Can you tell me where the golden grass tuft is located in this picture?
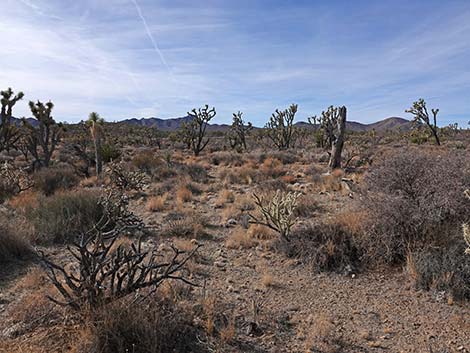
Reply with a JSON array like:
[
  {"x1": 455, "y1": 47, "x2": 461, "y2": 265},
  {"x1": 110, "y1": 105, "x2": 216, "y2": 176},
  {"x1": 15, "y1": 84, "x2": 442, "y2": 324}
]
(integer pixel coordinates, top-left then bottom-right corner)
[
  {"x1": 146, "y1": 193, "x2": 168, "y2": 212},
  {"x1": 176, "y1": 185, "x2": 193, "y2": 203}
]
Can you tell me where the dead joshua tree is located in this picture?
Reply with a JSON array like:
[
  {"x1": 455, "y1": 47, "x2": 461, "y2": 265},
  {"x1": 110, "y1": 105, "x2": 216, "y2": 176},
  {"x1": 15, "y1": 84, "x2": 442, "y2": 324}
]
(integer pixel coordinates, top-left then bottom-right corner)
[
  {"x1": 265, "y1": 104, "x2": 297, "y2": 150},
  {"x1": 227, "y1": 111, "x2": 253, "y2": 152},
  {"x1": 406, "y1": 98, "x2": 440, "y2": 146},
  {"x1": 328, "y1": 106, "x2": 347, "y2": 170},
  {"x1": 0, "y1": 88, "x2": 24, "y2": 153},
  {"x1": 40, "y1": 162, "x2": 200, "y2": 310}
]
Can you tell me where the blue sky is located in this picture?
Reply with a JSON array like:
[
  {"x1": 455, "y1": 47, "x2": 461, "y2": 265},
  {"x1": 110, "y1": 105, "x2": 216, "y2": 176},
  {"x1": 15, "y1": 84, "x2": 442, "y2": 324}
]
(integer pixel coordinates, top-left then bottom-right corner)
[{"x1": 1, "y1": 0, "x2": 469, "y2": 126}]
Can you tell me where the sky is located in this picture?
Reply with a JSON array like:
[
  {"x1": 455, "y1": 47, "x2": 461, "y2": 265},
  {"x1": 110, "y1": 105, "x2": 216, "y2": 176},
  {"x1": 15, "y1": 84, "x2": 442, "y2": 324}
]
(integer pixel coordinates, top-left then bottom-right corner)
[{"x1": 1, "y1": 0, "x2": 470, "y2": 126}]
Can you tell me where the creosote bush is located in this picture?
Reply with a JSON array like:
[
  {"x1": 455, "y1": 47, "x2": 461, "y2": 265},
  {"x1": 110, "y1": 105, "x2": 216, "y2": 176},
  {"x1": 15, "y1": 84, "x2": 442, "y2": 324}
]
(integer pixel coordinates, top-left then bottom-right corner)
[
  {"x1": 362, "y1": 150, "x2": 469, "y2": 265},
  {"x1": 281, "y1": 222, "x2": 360, "y2": 273},
  {"x1": 33, "y1": 165, "x2": 80, "y2": 196}
]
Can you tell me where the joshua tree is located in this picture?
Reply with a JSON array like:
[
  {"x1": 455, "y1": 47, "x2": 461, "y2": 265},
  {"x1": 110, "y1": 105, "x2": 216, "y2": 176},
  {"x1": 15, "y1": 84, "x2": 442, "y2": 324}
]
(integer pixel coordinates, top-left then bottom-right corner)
[
  {"x1": 23, "y1": 101, "x2": 63, "y2": 169},
  {"x1": 0, "y1": 88, "x2": 24, "y2": 152},
  {"x1": 87, "y1": 112, "x2": 105, "y2": 176},
  {"x1": 328, "y1": 106, "x2": 347, "y2": 170},
  {"x1": 227, "y1": 111, "x2": 253, "y2": 152},
  {"x1": 182, "y1": 105, "x2": 216, "y2": 156},
  {"x1": 308, "y1": 105, "x2": 338, "y2": 149},
  {"x1": 464, "y1": 190, "x2": 470, "y2": 255},
  {"x1": 265, "y1": 104, "x2": 297, "y2": 150},
  {"x1": 406, "y1": 99, "x2": 440, "y2": 146}
]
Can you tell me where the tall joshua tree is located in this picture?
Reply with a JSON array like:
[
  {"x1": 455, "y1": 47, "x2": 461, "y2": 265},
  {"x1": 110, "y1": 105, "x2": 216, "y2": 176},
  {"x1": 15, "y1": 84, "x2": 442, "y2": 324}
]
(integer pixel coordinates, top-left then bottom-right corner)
[
  {"x1": 0, "y1": 88, "x2": 24, "y2": 152},
  {"x1": 265, "y1": 104, "x2": 297, "y2": 150},
  {"x1": 184, "y1": 105, "x2": 216, "y2": 156},
  {"x1": 406, "y1": 99, "x2": 440, "y2": 146},
  {"x1": 227, "y1": 111, "x2": 253, "y2": 152},
  {"x1": 23, "y1": 101, "x2": 63, "y2": 169},
  {"x1": 87, "y1": 112, "x2": 105, "y2": 176}
]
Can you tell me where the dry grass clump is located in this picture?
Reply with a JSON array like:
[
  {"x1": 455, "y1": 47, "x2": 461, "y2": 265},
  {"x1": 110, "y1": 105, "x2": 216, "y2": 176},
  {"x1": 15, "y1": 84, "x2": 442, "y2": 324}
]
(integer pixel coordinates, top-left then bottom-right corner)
[
  {"x1": 259, "y1": 157, "x2": 286, "y2": 179},
  {"x1": 226, "y1": 227, "x2": 258, "y2": 249},
  {"x1": 176, "y1": 185, "x2": 193, "y2": 203},
  {"x1": 261, "y1": 272, "x2": 275, "y2": 287},
  {"x1": 215, "y1": 189, "x2": 235, "y2": 208},
  {"x1": 304, "y1": 313, "x2": 345, "y2": 353},
  {"x1": 77, "y1": 297, "x2": 206, "y2": 353},
  {"x1": 210, "y1": 151, "x2": 246, "y2": 166},
  {"x1": 164, "y1": 211, "x2": 209, "y2": 239},
  {"x1": 26, "y1": 189, "x2": 103, "y2": 244},
  {"x1": 7, "y1": 190, "x2": 39, "y2": 211},
  {"x1": 0, "y1": 215, "x2": 32, "y2": 263},
  {"x1": 220, "y1": 164, "x2": 257, "y2": 185},
  {"x1": 146, "y1": 193, "x2": 168, "y2": 212}
]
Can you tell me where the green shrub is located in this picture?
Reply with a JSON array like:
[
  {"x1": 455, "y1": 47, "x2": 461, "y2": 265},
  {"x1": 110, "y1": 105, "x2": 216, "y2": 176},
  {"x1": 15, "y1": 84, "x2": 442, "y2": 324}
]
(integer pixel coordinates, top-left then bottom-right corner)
[{"x1": 100, "y1": 142, "x2": 121, "y2": 163}]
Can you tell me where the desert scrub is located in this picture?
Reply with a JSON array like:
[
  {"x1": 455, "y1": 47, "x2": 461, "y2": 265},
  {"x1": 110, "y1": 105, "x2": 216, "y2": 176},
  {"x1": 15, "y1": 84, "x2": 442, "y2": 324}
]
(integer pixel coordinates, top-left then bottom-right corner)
[
  {"x1": 0, "y1": 213, "x2": 32, "y2": 262},
  {"x1": 362, "y1": 150, "x2": 469, "y2": 265},
  {"x1": 26, "y1": 189, "x2": 103, "y2": 244},
  {"x1": 250, "y1": 190, "x2": 301, "y2": 241},
  {"x1": 33, "y1": 165, "x2": 79, "y2": 196},
  {"x1": 281, "y1": 221, "x2": 361, "y2": 273}
]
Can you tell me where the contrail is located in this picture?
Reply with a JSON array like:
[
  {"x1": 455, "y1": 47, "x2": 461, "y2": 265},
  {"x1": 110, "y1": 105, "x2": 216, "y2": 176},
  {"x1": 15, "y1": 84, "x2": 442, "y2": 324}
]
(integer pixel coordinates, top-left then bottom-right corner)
[{"x1": 130, "y1": 0, "x2": 172, "y2": 74}]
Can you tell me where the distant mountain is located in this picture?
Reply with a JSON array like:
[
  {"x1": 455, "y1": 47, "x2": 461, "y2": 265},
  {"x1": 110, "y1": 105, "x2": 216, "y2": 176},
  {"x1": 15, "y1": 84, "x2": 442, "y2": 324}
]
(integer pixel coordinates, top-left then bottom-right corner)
[
  {"x1": 120, "y1": 116, "x2": 232, "y2": 132},
  {"x1": 295, "y1": 117, "x2": 412, "y2": 132},
  {"x1": 4, "y1": 115, "x2": 411, "y2": 133}
]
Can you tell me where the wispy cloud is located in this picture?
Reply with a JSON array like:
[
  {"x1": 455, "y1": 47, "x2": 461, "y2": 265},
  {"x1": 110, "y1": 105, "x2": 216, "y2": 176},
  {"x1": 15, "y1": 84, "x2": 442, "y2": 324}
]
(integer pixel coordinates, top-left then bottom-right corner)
[{"x1": 129, "y1": 0, "x2": 172, "y2": 74}]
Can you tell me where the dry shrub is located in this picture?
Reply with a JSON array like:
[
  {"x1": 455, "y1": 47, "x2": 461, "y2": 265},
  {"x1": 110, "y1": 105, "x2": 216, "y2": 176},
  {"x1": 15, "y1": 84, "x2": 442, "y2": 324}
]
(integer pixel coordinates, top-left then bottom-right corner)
[
  {"x1": 282, "y1": 222, "x2": 360, "y2": 273},
  {"x1": 176, "y1": 185, "x2": 193, "y2": 203},
  {"x1": 132, "y1": 150, "x2": 163, "y2": 174},
  {"x1": 80, "y1": 176, "x2": 98, "y2": 188},
  {"x1": 0, "y1": 214, "x2": 32, "y2": 263},
  {"x1": 294, "y1": 194, "x2": 320, "y2": 218},
  {"x1": 210, "y1": 151, "x2": 245, "y2": 166},
  {"x1": 182, "y1": 163, "x2": 208, "y2": 183},
  {"x1": 248, "y1": 224, "x2": 276, "y2": 240},
  {"x1": 7, "y1": 190, "x2": 39, "y2": 212},
  {"x1": 259, "y1": 157, "x2": 285, "y2": 179},
  {"x1": 281, "y1": 174, "x2": 296, "y2": 184},
  {"x1": 304, "y1": 313, "x2": 344, "y2": 353},
  {"x1": 78, "y1": 297, "x2": 206, "y2": 353},
  {"x1": 215, "y1": 189, "x2": 235, "y2": 208},
  {"x1": 261, "y1": 272, "x2": 275, "y2": 287},
  {"x1": 33, "y1": 165, "x2": 79, "y2": 196},
  {"x1": 146, "y1": 194, "x2": 168, "y2": 212},
  {"x1": 409, "y1": 242, "x2": 470, "y2": 301},
  {"x1": 226, "y1": 227, "x2": 258, "y2": 249},
  {"x1": 220, "y1": 164, "x2": 257, "y2": 185},
  {"x1": 362, "y1": 149, "x2": 469, "y2": 265},
  {"x1": 26, "y1": 189, "x2": 103, "y2": 244},
  {"x1": 164, "y1": 211, "x2": 209, "y2": 239}
]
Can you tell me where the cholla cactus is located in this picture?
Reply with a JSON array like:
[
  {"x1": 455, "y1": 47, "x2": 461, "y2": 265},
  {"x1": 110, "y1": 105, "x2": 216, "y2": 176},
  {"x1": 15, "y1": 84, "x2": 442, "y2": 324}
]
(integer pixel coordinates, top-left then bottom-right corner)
[
  {"x1": 104, "y1": 160, "x2": 148, "y2": 191},
  {"x1": 250, "y1": 190, "x2": 301, "y2": 241},
  {"x1": 464, "y1": 189, "x2": 470, "y2": 254},
  {"x1": 0, "y1": 161, "x2": 32, "y2": 200}
]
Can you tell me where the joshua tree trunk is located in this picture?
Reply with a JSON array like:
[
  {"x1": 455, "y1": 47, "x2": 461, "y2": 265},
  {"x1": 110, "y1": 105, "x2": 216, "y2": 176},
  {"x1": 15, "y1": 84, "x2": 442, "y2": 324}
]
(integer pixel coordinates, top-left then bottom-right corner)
[
  {"x1": 92, "y1": 127, "x2": 102, "y2": 177},
  {"x1": 329, "y1": 106, "x2": 346, "y2": 170}
]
